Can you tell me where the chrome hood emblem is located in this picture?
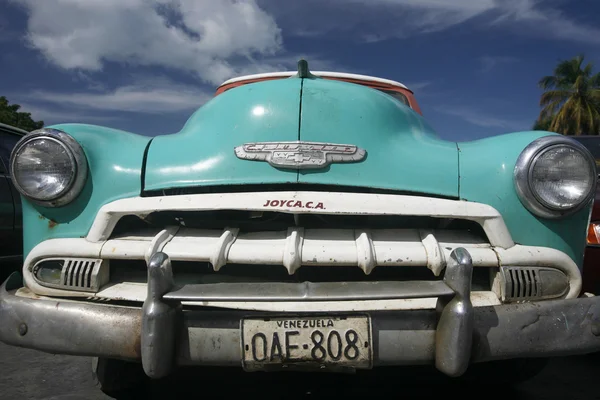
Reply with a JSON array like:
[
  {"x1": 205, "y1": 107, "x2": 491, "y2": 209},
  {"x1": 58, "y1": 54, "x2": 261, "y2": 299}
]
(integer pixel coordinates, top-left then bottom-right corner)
[{"x1": 234, "y1": 141, "x2": 367, "y2": 170}]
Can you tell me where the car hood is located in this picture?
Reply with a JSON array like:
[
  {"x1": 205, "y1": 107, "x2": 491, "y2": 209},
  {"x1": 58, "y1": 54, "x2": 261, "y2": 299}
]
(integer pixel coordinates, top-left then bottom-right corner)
[{"x1": 144, "y1": 76, "x2": 459, "y2": 197}]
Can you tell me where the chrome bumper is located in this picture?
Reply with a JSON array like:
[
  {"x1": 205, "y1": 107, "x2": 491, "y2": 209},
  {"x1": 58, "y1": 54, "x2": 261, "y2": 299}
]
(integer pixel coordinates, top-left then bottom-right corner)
[{"x1": 2, "y1": 248, "x2": 600, "y2": 379}]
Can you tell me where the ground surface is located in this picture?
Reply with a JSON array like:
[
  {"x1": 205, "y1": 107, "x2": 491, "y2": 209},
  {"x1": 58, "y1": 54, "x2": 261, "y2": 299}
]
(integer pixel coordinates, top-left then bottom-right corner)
[{"x1": 1, "y1": 341, "x2": 599, "y2": 400}]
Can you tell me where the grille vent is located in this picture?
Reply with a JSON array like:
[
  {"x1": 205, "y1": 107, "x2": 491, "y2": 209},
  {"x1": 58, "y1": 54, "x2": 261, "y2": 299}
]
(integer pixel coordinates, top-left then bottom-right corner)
[
  {"x1": 505, "y1": 267, "x2": 540, "y2": 300},
  {"x1": 32, "y1": 258, "x2": 109, "y2": 292},
  {"x1": 500, "y1": 266, "x2": 569, "y2": 303},
  {"x1": 62, "y1": 259, "x2": 103, "y2": 290}
]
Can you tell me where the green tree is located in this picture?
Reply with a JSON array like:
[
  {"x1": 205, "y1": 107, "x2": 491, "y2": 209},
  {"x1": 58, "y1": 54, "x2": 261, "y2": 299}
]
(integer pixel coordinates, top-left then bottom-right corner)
[
  {"x1": 0, "y1": 96, "x2": 44, "y2": 132},
  {"x1": 535, "y1": 55, "x2": 600, "y2": 135},
  {"x1": 532, "y1": 117, "x2": 552, "y2": 131}
]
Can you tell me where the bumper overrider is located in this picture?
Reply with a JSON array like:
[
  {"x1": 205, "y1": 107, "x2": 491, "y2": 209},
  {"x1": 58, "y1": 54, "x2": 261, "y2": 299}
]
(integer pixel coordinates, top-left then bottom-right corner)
[{"x1": 1, "y1": 248, "x2": 600, "y2": 379}]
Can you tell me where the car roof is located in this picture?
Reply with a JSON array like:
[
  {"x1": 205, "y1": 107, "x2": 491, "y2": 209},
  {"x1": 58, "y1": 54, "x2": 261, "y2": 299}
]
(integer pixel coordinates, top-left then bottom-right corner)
[
  {"x1": 219, "y1": 71, "x2": 409, "y2": 90},
  {"x1": 0, "y1": 122, "x2": 28, "y2": 136}
]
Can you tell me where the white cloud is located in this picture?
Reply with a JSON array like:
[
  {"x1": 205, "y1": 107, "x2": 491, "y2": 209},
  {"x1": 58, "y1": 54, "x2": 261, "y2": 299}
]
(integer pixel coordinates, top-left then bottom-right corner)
[
  {"x1": 21, "y1": 76, "x2": 212, "y2": 114},
  {"x1": 11, "y1": 0, "x2": 600, "y2": 90},
  {"x1": 13, "y1": 103, "x2": 120, "y2": 125},
  {"x1": 218, "y1": 53, "x2": 341, "y2": 78},
  {"x1": 354, "y1": 0, "x2": 496, "y2": 32},
  {"x1": 14, "y1": 0, "x2": 284, "y2": 85},
  {"x1": 262, "y1": 0, "x2": 494, "y2": 41},
  {"x1": 479, "y1": 56, "x2": 518, "y2": 73},
  {"x1": 435, "y1": 105, "x2": 526, "y2": 130},
  {"x1": 267, "y1": 0, "x2": 600, "y2": 44},
  {"x1": 404, "y1": 81, "x2": 432, "y2": 91}
]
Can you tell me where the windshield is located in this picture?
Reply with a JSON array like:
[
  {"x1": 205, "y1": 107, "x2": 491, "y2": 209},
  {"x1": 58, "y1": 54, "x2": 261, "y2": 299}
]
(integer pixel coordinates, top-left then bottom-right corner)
[
  {"x1": 217, "y1": 79, "x2": 414, "y2": 111},
  {"x1": 378, "y1": 89, "x2": 410, "y2": 107}
]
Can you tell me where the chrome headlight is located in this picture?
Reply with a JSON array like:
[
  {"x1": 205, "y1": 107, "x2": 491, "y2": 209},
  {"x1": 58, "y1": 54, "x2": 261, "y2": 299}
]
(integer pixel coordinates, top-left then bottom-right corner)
[
  {"x1": 514, "y1": 136, "x2": 597, "y2": 219},
  {"x1": 10, "y1": 128, "x2": 88, "y2": 207}
]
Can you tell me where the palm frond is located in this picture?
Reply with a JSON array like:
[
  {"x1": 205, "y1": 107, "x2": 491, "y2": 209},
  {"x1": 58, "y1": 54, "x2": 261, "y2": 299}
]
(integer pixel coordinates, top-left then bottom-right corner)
[
  {"x1": 554, "y1": 59, "x2": 579, "y2": 84},
  {"x1": 583, "y1": 62, "x2": 594, "y2": 78},
  {"x1": 550, "y1": 97, "x2": 575, "y2": 134},
  {"x1": 540, "y1": 90, "x2": 570, "y2": 107},
  {"x1": 537, "y1": 54, "x2": 600, "y2": 135},
  {"x1": 590, "y1": 72, "x2": 600, "y2": 89},
  {"x1": 586, "y1": 103, "x2": 599, "y2": 134},
  {"x1": 539, "y1": 99, "x2": 564, "y2": 121},
  {"x1": 589, "y1": 88, "x2": 600, "y2": 101},
  {"x1": 538, "y1": 75, "x2": 559, "y2": 89},
  {"x1": 574, "y1": 74, "x2": 587, "y2": 92}
]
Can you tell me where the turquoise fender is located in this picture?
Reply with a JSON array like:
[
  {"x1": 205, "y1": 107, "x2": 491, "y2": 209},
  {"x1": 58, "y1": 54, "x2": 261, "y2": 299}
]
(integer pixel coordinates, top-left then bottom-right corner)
[
  {"x1": 21, "y1": 124, "x2": 151, "y2": 256},
  {"x1": 458, "y1": 131, "x2": 591, "y2": 266}
]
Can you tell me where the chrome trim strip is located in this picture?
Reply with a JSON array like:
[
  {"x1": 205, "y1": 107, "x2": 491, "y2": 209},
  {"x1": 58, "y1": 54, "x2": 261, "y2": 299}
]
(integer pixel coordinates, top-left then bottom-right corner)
[{"x1": 163, "y1": 280, "x2": 455, "y2": 302}]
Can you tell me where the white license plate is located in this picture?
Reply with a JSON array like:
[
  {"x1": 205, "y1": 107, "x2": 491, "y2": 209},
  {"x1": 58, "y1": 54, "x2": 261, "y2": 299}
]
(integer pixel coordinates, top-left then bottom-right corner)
[{"x1": 241, "y1": 315, "x2": 372, "y2": 370}]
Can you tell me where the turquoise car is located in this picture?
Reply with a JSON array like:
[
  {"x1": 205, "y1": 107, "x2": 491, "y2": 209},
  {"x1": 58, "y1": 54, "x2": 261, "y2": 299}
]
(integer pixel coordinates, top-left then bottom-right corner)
[{"x1": 1, "y1": 60, "x2": 600, "y2": 393}]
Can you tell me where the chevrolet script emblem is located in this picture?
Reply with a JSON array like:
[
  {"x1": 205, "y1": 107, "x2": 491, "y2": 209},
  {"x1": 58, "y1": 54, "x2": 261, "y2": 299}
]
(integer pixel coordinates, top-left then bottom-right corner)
[{"x1": 234, "y1": 141, "x2": 367, "y2": 170}]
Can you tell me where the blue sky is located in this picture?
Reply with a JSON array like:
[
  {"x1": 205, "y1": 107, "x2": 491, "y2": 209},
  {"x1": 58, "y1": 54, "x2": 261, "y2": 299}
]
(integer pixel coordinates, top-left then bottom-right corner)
[{"x1": 1, "y1": 0, "x2": 600, "y2": 141}]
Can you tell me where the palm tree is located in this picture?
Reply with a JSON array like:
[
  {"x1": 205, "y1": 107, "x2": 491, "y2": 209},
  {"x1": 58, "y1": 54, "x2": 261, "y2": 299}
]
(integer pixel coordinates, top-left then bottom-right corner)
[
  {"x1": 532, "y1": 117, "x2": 552, "y2": 131},
  {"x1": 536, "y1": 55, "x2": 600, "y2": 135}
]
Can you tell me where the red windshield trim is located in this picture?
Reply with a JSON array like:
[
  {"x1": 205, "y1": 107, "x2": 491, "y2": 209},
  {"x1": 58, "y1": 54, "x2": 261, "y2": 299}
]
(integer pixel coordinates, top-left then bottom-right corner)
[{"x1": 215, "y1": 76, "x2": 423, "y2": 115}]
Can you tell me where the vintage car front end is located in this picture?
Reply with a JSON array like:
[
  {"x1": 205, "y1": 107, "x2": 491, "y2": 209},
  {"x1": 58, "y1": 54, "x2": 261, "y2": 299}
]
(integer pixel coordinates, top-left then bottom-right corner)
[{"x1": 1, "y1": 62, "x2": 600, "y2": 387}]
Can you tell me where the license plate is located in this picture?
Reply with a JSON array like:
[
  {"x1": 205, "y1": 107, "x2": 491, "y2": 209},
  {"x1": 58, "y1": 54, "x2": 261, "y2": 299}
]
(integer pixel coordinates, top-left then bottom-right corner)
[{"x1": 241, "y1": 315, "x2": 372, "y2": 370}]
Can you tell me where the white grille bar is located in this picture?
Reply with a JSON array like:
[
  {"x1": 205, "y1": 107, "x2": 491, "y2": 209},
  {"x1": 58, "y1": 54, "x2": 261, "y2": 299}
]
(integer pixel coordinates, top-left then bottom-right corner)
[
  {"x1": 87, "y1": 191, "x2": 514, "y2": 248},
  {"x1": 22, "y1": 230, "x2": 582, "y2": 300},
  {"x1": 283, "y1": 227, "x2": 304, "y2": 275},
  {"x1": 137, "y1": 228, "x2": 485, "y2": 269},
  {"x1": 355, "y1": 230, "x2": 376, "y2": 275},
  {"x1": 420, "y1": 230, "x2": 446, "y2": 277},
  {"x1": 144, "y1": 226, "x2": 179, "y2": 264},
  {"x1": 210, "y1": 228, "x2": 239, "y2": 272}
]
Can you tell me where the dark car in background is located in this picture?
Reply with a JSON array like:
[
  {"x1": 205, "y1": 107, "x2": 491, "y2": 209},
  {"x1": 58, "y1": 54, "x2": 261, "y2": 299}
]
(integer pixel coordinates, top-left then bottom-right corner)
[
  {"x1": 0, "y1": 123, "x2": 27, "y2": 267},
  {"x1": 572, "y1": 136, "x2": 600, "y2": 294}
]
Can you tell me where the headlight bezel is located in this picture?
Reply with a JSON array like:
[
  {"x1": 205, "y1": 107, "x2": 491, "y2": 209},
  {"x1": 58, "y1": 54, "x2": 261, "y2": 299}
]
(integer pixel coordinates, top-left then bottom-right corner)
[
  {"x1": 10, "y1": 128, "x2": 88, "y2": 207},
  {"x1": 514, "y1": 135, "x2": 597, "y2": 219}
]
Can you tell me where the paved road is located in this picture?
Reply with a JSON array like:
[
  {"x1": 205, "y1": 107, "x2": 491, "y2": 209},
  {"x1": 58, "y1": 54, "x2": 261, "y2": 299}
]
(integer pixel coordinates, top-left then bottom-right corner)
[{"x1": 1, "y1": 341, "x2": 599, "y2": 400}]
